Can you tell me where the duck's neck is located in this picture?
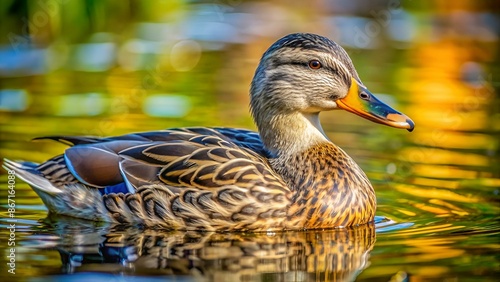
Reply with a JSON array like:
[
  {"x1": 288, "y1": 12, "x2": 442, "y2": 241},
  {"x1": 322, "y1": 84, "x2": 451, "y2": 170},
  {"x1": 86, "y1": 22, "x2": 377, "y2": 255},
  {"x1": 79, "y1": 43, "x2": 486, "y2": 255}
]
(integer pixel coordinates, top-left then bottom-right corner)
[{"x1": 257, "y1": 112, "x2": 330, "y2": 157}]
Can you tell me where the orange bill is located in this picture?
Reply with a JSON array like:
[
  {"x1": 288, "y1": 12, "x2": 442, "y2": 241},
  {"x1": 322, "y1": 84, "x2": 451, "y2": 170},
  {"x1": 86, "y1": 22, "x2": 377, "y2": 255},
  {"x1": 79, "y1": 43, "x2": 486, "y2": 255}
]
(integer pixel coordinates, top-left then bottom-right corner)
[{"x1": 337, "y1": 78, "x2": 415, "y2": 132}]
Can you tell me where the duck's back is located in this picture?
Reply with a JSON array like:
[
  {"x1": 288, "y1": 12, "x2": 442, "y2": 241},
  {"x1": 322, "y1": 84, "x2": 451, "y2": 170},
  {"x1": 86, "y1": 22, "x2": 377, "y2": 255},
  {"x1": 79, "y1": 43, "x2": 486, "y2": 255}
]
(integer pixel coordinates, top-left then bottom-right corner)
[{"x1": 5, "y1": 128, "x2": 292, "y2": 231}]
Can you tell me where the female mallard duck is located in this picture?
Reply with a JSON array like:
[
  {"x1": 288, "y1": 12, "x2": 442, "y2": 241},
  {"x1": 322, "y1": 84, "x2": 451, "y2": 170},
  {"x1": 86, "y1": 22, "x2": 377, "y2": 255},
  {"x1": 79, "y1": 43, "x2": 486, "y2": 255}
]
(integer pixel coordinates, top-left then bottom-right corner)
[{"x1": 4, "y1": 33, "x2": 414, "y2": 231}]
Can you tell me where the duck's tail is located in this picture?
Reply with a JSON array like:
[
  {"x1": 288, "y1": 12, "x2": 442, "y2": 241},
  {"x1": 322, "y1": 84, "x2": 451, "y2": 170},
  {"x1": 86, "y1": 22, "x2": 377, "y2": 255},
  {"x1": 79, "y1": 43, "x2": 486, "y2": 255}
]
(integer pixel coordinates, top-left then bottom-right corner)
[{"x1": 2, "y1": 159, "x2": 110, "y2": 221}]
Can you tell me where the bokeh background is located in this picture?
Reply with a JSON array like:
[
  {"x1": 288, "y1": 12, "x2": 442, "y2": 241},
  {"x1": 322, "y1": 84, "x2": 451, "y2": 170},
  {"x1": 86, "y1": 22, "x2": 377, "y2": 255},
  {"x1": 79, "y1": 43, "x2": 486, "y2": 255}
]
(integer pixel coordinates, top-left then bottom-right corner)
[{"x1": 0, "y1": 0, "x2": 499, "y2": 281}]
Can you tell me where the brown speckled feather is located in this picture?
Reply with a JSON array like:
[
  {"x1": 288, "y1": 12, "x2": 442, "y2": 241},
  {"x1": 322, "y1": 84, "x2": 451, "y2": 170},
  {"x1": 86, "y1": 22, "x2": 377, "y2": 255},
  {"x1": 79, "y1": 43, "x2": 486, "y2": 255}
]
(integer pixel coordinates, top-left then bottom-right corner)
[
  {"x1": 102, "y1": 132, "x2": 291, "y2": 230},
  {"x1": 274, "y1": 143, "x2": 376, "y2": 228},
  {"x1": 28, "y1": 129, "x2": 291, "y2": 231}
]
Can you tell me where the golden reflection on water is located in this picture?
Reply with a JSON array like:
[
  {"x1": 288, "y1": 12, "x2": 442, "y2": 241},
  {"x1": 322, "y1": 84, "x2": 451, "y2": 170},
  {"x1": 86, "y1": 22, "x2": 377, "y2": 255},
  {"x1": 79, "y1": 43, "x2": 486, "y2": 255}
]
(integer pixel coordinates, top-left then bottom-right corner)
[{"x1": 394, "y1": 16, "x2": 499, "y2": 219}]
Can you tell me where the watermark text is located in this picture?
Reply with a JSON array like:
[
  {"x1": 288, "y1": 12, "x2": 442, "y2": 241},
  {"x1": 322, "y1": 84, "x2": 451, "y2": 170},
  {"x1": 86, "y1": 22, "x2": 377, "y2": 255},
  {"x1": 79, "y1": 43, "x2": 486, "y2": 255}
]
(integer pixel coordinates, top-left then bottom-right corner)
[{"x1": 6, "y1": 169, "x2": 16, "y2": 275}]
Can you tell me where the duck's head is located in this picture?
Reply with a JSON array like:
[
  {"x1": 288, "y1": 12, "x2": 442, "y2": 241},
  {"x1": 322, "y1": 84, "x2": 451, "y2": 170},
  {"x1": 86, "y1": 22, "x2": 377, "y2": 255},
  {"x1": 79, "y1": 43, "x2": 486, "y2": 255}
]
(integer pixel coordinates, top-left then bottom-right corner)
[{"x1": 250, "y1": 33, "x2": 414, "y2": 146}]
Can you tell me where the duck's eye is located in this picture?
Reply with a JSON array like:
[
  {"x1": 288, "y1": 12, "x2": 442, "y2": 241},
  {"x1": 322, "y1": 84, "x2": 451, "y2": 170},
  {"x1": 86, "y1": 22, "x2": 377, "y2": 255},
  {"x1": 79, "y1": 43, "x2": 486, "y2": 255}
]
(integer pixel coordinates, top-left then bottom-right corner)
[
  {"x1": 359, "y1": 92, "x2": 370, "y2": 100},
  {"x1": 308, "y1": 60, "x2": 322, "y2": 69}
]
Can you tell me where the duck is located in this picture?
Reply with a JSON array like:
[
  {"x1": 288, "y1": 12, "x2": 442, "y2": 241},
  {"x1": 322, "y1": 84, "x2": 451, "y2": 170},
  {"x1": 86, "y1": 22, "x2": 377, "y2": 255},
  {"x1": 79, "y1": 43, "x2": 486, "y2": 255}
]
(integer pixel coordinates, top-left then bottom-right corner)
[{"x1": 3, "y1": 33, "x2": 414, "y2": 231}]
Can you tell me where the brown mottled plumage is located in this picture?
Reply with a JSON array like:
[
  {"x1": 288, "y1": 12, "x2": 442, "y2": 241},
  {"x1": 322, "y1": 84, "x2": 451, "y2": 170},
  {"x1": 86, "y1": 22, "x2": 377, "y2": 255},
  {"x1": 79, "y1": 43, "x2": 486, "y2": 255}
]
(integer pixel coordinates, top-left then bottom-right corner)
[
  {"x1": 2, "y1": 33, "x2": 414, "y2": 231},
  {"x1": 280, "y1": 144, "x2": 376, "y2": 229}
]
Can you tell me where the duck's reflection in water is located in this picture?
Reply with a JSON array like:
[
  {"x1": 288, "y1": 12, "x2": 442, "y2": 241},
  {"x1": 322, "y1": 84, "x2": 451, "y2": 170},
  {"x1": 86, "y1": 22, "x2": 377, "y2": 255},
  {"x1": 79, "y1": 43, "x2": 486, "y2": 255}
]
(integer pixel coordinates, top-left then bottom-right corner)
[{"x1": 44, "y1": 215, "x2": 375, "y2": 281}]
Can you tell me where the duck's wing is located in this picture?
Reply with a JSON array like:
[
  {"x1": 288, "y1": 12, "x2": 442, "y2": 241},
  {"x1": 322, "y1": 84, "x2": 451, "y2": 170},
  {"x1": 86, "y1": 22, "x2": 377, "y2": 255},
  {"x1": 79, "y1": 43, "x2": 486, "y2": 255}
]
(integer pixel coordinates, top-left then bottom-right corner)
[
  {"x1": 110, "y1": 137, "x2": 289, "y2": 229},
  {"x1": 36, "y1": 128, "x2": 270, "y2": 188},
  {"x1": 116, "y1": 135, "x2": 279, "y2": 192},
  {"x1": 212, "y1": 127, "x2": 270, "y2": 157},
  {"x1": 34, "y1": 128, "x2": 290, "y2": 230}
]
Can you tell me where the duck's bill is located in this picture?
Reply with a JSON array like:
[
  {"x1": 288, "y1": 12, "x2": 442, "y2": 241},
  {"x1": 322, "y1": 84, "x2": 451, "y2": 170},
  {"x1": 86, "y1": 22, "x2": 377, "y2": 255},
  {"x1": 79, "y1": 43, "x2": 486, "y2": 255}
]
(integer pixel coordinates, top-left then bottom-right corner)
[{"x1": 337, "y1": 78, "x2": 415, "y2": 132}]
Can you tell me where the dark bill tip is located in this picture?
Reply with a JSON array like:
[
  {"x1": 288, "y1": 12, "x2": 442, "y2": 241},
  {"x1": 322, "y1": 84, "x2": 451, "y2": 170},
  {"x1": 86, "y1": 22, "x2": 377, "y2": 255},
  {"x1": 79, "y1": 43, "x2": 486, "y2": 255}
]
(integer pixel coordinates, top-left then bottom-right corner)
[{"x1": 406, "y1": 118, "x2": 415, "y2": 132}]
